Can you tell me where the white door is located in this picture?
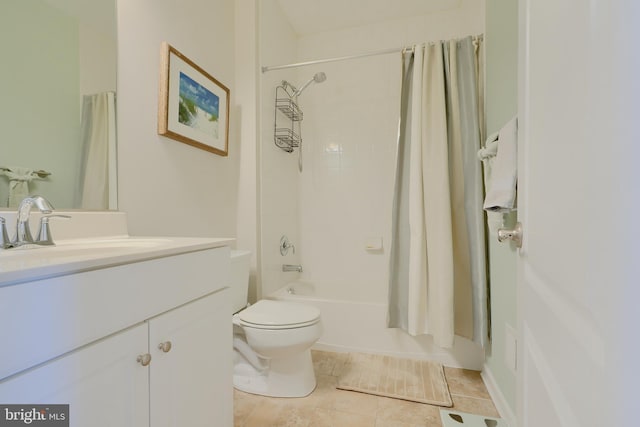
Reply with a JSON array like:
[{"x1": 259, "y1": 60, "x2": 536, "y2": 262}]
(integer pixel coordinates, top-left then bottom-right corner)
[
  {"x1": 149, "y1": 289, "x2": 233, "y2": 427},
  {"x1": 518, "y1": 1, "x2": 640, "y2": 426},
  {"x1": 0, "y1": 323, "x2": 149, "y2": 427}
]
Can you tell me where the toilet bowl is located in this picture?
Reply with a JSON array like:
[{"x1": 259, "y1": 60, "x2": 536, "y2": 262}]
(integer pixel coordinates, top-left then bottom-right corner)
[
  {"x1": 233, "y1": 300, "x2": 322, "y2": 397},
  {"x1": 229, "y1": 250, "x2": 323, "y2": 398}
]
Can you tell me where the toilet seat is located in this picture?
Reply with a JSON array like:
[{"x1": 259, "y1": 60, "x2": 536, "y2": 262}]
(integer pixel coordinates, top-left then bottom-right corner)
[{"x1": 237, "y1": 300, "x2": 320, "y2": 330}]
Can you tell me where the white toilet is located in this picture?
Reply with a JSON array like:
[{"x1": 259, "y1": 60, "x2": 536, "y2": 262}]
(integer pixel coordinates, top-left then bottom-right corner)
[{"x1": 230, "y1": 250, "x2": 323, "y2": 397}]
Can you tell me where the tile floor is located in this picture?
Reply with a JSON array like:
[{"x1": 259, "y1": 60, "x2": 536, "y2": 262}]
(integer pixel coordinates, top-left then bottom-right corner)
[{"x1": 234, "y1": 350, "x2": 500, "y2": 427}]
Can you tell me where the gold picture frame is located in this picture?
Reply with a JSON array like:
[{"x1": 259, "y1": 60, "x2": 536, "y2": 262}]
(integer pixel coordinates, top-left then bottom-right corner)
[{"x1": 158, "y1": 42, "x2": 230, "y2": 156}]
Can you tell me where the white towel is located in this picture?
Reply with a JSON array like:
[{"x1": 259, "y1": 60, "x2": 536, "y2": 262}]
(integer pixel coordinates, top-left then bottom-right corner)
[
  {"x1": 478, "y1": 132, "x2": 504, "y2": 234},
  {"x1": 477, "y1": 132, "x2": 499, "y2": 162},
  {"x1": 483, "y1": 117, "x2": 518, "y2": 213},
  {"x1": 1, "y1": 167, "x2": 40, "y2": 208}
]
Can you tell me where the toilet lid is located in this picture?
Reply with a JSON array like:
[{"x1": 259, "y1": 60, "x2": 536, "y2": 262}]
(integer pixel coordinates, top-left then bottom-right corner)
[{"x1": 237, "y1": 300, "x2": 320, "y2": 329}]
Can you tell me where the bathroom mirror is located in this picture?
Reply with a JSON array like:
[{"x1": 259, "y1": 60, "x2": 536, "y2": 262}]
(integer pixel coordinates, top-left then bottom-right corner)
[{"x1": 0, "y1": 0, "x2": 117, "y2": 210}]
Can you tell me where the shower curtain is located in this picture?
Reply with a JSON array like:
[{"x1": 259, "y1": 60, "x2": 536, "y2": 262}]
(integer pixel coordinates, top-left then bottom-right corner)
[
  {"x1": 388, "y1": 36, "x2": 488, "y2": 349},
  {"x1": 76, "y1": 92, "x2": 117, "y2": 210}
]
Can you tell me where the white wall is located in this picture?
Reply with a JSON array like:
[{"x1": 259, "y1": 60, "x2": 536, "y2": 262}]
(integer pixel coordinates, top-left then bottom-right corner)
[
  {"x1": 235, "y1": 0, "x2": 261, "y2": 302},
  {"x1": 483, "y1": 0, "x2": 518, "y2": 419},
  {"x1": 258, "y1": 0, "x2": 302, "y2": 297},
  {"x1": 117, "y1": 0, "x2": 239, "y2": 238},
  {"x1": 79, "y1": 21, "x2": 117, "y2": 97}
]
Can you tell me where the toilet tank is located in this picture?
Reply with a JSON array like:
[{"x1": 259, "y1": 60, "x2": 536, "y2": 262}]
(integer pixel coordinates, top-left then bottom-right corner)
[{"x1": 230, "y1": 250, "x2": 251, "y2": 313}]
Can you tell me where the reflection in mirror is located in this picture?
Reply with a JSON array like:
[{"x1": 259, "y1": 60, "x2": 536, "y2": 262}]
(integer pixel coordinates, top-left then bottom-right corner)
[{"x1": 0, "y1": 0, "x2": 117, "y2": 210}]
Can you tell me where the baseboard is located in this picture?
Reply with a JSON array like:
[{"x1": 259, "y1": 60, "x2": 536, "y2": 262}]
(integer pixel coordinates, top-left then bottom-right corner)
[{"x1": 481, "y1": 364, "x2": 517, "y2": 427}]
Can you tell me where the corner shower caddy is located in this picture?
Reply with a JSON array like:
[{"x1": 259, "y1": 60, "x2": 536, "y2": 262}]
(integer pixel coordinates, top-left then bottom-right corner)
[{"x1": 274, "y1": 83, "x2": 303, "y2": 153}]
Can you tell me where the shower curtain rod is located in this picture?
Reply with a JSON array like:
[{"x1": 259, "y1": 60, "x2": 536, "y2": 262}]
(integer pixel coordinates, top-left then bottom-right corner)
[
  {"x1": 261, "y1": 35, "x2": 483, "y2": 73},
  {"x1": 261, "y1": 45, "x2": 415, "y2": 73}
]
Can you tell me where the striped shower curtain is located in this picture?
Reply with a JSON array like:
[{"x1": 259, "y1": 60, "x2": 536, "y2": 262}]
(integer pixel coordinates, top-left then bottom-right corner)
[{"x1": 387, "y1": 36, "x2": 488, "y2": 348}]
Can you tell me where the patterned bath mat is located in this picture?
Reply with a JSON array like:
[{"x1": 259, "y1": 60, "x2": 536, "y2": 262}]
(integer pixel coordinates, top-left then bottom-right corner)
[
  {"x1": 336, "y1": 352, "x2": 453, "y2": 407},
  {"x1": 440, "y1": 410, "x2": 508, "y2": 427}
]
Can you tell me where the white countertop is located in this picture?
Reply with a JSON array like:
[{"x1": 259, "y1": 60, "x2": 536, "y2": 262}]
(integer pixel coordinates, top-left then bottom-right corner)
[{"x1": 0, "y1": 236, "x2": 234, "y2": 287}]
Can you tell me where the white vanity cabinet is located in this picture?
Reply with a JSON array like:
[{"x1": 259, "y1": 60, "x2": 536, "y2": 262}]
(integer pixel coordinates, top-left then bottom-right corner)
[{"x1": 0, "y1": 239, "x2": 233, "y2": 427}]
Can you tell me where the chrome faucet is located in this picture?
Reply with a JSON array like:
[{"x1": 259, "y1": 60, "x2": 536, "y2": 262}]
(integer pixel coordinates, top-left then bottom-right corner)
[
  {"x1": 282, "y1": 264, "x2": 303, "y2": 273},
  {"x1": 13, "y1": 195, "x2": 54, "y2": 247}
]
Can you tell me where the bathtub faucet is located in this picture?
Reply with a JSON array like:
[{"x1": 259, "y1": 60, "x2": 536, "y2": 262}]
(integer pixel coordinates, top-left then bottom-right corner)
[{"x1": 282, "y1": 264, "x2": 303, "y2": 273}]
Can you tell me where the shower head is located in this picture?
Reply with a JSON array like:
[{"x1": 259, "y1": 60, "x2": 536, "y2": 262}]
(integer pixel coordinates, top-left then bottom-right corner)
[{"x1": 292, "y1": 72, "x2": 327, "y2": 97}]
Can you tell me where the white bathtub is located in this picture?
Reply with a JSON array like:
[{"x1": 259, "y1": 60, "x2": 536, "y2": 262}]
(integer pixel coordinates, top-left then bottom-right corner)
[{"x1": 268, "y1": 281, "x2": 484, "y2": 370}]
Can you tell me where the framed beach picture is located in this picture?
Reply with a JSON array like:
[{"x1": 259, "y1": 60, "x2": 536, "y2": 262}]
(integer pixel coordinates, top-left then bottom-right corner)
[{"x1": 158, "y1": 42, "x2": 230, "y2": 156}]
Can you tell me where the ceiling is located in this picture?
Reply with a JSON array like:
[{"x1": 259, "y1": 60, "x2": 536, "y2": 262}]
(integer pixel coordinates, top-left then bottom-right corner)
[{"x1": 276, "y1": 0, "x2": 462, "y2": 36}]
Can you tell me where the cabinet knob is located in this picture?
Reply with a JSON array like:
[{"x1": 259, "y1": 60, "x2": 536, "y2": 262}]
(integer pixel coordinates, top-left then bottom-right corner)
[
  {"x1": 136, "y1": 353, "x2": 152, "y2": 366},
  {"x1": 158, "y1": 341, "x2": 172, "y2": 353}
]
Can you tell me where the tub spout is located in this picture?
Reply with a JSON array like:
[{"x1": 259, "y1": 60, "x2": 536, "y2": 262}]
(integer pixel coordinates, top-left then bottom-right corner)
[{"x1": 282, "y1": 264, "x2": 302, "y2": 272}]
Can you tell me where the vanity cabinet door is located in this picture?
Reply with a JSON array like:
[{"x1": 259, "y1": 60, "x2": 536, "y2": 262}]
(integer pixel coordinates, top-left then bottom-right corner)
[
  {"x1": 149, "y1": 288, "x2": 232, "y2": 427},
  {"x1": 0, "y1": 323, "x2": 149, "y2": 427}
]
